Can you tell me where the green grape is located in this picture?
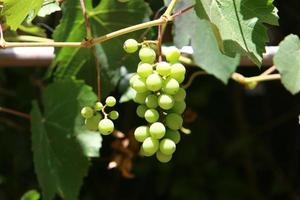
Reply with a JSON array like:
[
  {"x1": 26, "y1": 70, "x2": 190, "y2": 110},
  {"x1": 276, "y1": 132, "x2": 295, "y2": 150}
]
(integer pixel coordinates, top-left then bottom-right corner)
[
  {"x1": 133, "y1": 91, "x2": 149, "y2": 104},
  {"x1": 149, "y1": 122, "x2": 166, "y2": 139},
  {"x1": 170, "y1": 63, "x2": 186, "y2": 83},
  {"x1": 146, "y1": 73, "x2": 163, "y2": 91},
  {"x1": 81, "y1": 106, "x2": 94, "y2": 119},
  {"x1": 171, "y1": 101, "x2": 186, "y2": 114},
  {"x1": 109, "y1": 110, "x2": 119, "y2": 120},
  {"x1": 164, "y1": 129, "x2": 181, "y2": 144},
  {"x1": 137, "y1": 63, "x2": 153, "y2": 78},
  {"x1": 166, "y1": 47, "x2": 181, "y2": 63},
  {"x1": 94, "y1": 102, "x2": 103, "y2": 111},
  {"x1": 136, "y1": 105, "x2": 147, "y2": 118},
  {"x1": 156, "y1": 62, "x2": 171, "y2": 76},
  {"x1": 160, "y1": 138, "x2": 176, "y2": 155},
  {"x1": 132, "y1": 77, "x2": 148, "y2": 93},
  {"x1": 139, "y1": 47, "x2": 156, "y2": 64},
  {"x1": 134, "y1": 126, "x2": 150, "y2": 142},
  {"x1": 165, "y1": 113, "x2": 183, "y2": 130},
  {"x1": 85, "y1": 114, "x2": 102, "y2": 131},
  {"x1": 144, "y1": 109, "x2": 159, "y2": 123},
  {"x1": 106, "y1": 96, "x2": 116, "y2": 107},
  {"x1": 158, "y1": 94, "x2": 175, "y2": 110},
  {"x1": 123, "y1": 39, "x2": 139, "y2": 53},
  {"x1": 156, "y1": 150, "x2": 172, "y2": 163},
  {"x1": 98, "y1": 118, "x2": 114, "y2": 135},
  {"x1": 162, "y1": 77, "x2": 180, "y2": 95},
  {"x1": 129, "y1": 74, "x2": 140, "y2": 87},
  {"x1": 139, "y1": 146, "x2": 154, "y2": 157},
  {"x1": 142, "y1": 137, "x2": 159, "y2": 155},
  {"x1": 145, "y1": 94, "x2": 158, "y2": 108},
  {"x1": 173, "y1": 88, "x2": 186, "y2": 102}
]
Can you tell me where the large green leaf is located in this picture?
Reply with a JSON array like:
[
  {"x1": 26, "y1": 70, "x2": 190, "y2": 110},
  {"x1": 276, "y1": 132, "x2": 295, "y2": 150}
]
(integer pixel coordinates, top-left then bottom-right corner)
[
  {"x1": 195, "y1": 0, "x2": 278, "y2": 66},
  {"x1": 51, "y1": 0, "x2": 150, "y2": 97},
  {"x1": 274, "y1": 34, "x2": 300, "y2": 95},
  {"x1": 2, "y1": 0, "x2": 43, "y2": 30},
  {"x1": 31, "y1": 80, "x2": 101, "y2": 200}
]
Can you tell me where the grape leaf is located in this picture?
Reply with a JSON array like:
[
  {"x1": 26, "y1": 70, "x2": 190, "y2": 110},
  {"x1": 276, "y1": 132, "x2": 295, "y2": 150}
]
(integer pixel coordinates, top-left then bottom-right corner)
[
  {"x1": 274, "y1": 34, "x2": 300, "y2": 94},
  {"x1": 38, "y1": 1, "x2": 61, "y2": 17},
  {"x1": 31, "y1": 80, "x2": 101, "y2": 200},
  {"x1": 51, "y1": 0, "x2": 150, "y2": 97},
  {"x1": 2, "y1": 0, "x2": 44, "y2": 30},
  {"x1": 195, "y1": 0, "x2": 278, "y2": 66}
]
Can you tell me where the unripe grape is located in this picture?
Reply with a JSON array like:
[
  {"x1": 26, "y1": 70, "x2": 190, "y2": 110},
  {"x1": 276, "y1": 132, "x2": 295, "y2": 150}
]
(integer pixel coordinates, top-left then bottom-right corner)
[
  {"x1": 94, "y1": 102, "x2": 103, "y2": 111},
  {"x1": 142, "y1": 137, "x2": 159, "y2": 155},
  {"x1": 166, "y1": 47, "x2": 181, "y2": 63},
  {"x1": 123, "y1": 39, "x2": 139, "y2": 53},
  {"x1": 149, "y1": 122, "x2": 166, "y2": 139},
  {"x1": 132, "y1": 77, "x2": 148, "y2": 93},
  {"x1": 146, "y1": 73, "x2": 163, "y2": 91},
  {"x1": 160, "y1": 138, "x2": 176, "y2": 155},
  {"x1": 156, "y1": 62, "x2": 171, "y2": 76},
  {"x1": 85, "y1": 114, "x2": 102, "y2": 131},
  {"x1": 171, "y1": 101, "x2": 186, "y2": 114},
  {"x1": 170, "y1": 63, "x2": 186, "y2": 83},
  {"x1": 173, "y1": 88, "x2": 186, "y2": 101},
  {"x1": 136, "y1": 105, "x2": 147, "y2": 118},
  {"x1": 145, "y1": 94, "x2": 158, "y2": 108},
  {"x1": 156, "y1": 151, "x2": 172, "y2": 163},
  {"x1": 137, "y1": 63, "x2": 153, "y2": 78},
  {"x1": 133, "y1": 91, "x2": 149, "y2": 104},
  {"x1": 162, "y1": 77, "x2": 180, "y2": 95},
  {"x1": 81, "y1": 106, "x2": 94, "y2": 119},
  {"x1": 158, "y1": 94, "x2": 175, "y2": 110},
  {"x1": 139, "y1": 47, "x2": 156, "y2": 64},
  {"x1": 144, "y1": 109, "x2": 159, "y2": 123},
  {"x1": 134, "y1": 126, "x2": 150, "y2": 142},
  {"x1": 106, "y1": 96, "x2": 116, "y2": 107},
  {"x1": 98, "y1": 119, "x2": 114, "y2": 135},
  {"x1": 129, "y1": 74, "x2": 140, "y2": 87},
  {"x1": 165, "y1": 113, "x2": 183, "y2": 130},
  {"x1": 139, "y1": 146, "x2": 154, "y2": 157},
  {"x1": 109, "y1": 110, "x2": 119, "y2": 120},
  {"x1": 165, "y1": 129, "x2": 181, "y2": 144}
]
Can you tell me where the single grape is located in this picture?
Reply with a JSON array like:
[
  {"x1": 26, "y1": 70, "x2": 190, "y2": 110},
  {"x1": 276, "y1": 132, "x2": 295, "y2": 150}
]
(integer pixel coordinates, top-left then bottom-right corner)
[
  {"x1": 132, "y1": 77, "x2": 148, "y2": 93},
  {"x1": 137, "y1": 63, "x2": 153, "y2": 78},
  {"x1": 162, "y1": 77, "x2": 180, "y2": 95},
  {"x1": 139, "y1": 146, "x2": 154, "y2": 157},
  {"x1": 134, "y1": 126, "x2": 150, "y2": 142},
  {"x1": 123, "y1": 39, "x2": 139, "y2": 53},
  {"x1": 85, "y1": 114, "x2": 102, "y2": 131},
  {"x1": 129, "y1": 74, "x2": 140, "y2": 87},
  {"x1": 81, "y1": 106, "x2": 94, "y2": 119},
  {"x1": 146, "y1": 73, "x2": 163, "y2": 91},
  {"x1": 142, "y1": 137, "x2": 159, "y2": 155},
  {"x1": 170, "y1": 63, "x2": 186, "y2": 83},
  {"x1": 160, "y1": 138, "x2": 176, "y2": 155},
  {"x1": 156, "y1": 150, "x2": 172, "y2": 163},
  {"x1": 94, "y1": 102, "x2": 103, "y2": 111},
  {"x1": 166, "y1": 47, "x2": 181, "y2": 63},
  {"x1": 144, "y1": 109, "x2": 159, "y2": 123},
  {"x1": 173, "y1": 88, "x2": 186, "y2": 102},
  {"x1": 106, "y1": 96, "x2": 116, "y2": 107},
  {"x1": 156, "y1": 62, "x2": 171, "y2": 76},
  {"x1": 165, "y1": 113, "x2": 183, "y2": 130},
  {"x1": 109, "y1": 110, "x2": 119, "y2": 120},
  {"x1": 171, "y1": 101, "x2": 186, "y2": 114},
  {"x1": 98, "y1": 119, "x2": 114, "y2": 135},
  {"x1": 139, "y1": 47, "x2": 156, "y2": 64},
  {"x1": 149, "y1": 122, "x2": 166, "y2": 139},
  {"x1": 136, "y1": 105, "x2": 148, "y2": 118},
  {"x1": 158, "y1": 94, "x2": 175, "y2": 110},
  {"x1": 133, "y1": 91, "x2": 149, "y2": 104},
  {"x1": 145, "y1": 94, "x2": 158, "y2": 108},
  {"x1": 164, "y1": 129, "x2": 181, "y2": 144}
]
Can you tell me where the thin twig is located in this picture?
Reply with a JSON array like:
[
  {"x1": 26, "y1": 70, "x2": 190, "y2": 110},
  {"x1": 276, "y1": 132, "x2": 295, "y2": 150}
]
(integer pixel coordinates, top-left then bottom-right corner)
[
  {"x1": 157, "y1": 25, "x2": 163, "y2": 61},
  {"x1": 0, "y1": 106, "x2": 31, "y2": 120},
  {"x1": 182, "y1": 71, "x2": 208, "y2": 89},
  {"x1": 260, "y1": 65, "x2": 276, "y2": 76},
  {"x1": 92, "y1": 48, "x2": 101, "y2": 100},
  {"x1": 79, "y1": 0, "x2": 92, "y2": 38},
  {"x1": 171, "y1": 4, "x2": 195, "y2": 19}
]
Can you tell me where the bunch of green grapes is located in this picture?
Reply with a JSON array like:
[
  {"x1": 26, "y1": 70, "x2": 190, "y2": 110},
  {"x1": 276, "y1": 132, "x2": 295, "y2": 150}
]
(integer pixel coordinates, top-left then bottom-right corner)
[
  {"x1": 81, "y1": 96, "x2": 119, "y2": 135},
  {"x1": 123, "y1": 39, "x2": 187, "y2": 163}
]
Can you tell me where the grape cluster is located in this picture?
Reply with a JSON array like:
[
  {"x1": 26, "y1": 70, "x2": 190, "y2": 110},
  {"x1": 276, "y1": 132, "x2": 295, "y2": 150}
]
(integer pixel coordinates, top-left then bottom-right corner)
[
  {"x1": 81, "y1": 96, "x2": 119, "y2": 135},
  {"x1": 123, "y1": 39, "x2": 187, "y2": 163}
]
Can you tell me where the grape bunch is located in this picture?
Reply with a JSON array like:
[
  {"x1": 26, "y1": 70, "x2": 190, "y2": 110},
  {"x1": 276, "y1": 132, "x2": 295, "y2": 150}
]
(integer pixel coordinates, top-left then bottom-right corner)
[
  {"x1": 81, "y1": 96, "x2": 119, "y2": 135},
  {"x1": 123, "y1": 39, "x2": 187, "y2": 163}
]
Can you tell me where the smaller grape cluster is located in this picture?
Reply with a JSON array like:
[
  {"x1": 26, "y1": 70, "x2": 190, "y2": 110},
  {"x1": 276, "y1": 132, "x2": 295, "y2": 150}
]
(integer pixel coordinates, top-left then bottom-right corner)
[
  {"x1": 123, "y1": 39, "x2": 187, "y2": 163},
  {"x1": 81, "y1": 96, "x2": 119, "y2": 135}
]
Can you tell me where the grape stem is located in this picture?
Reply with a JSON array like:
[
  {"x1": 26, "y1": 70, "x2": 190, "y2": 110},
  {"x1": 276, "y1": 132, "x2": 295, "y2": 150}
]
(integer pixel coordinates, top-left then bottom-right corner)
[{"x1": 0, "y1": 106, "x2": 31, "y2": 120}]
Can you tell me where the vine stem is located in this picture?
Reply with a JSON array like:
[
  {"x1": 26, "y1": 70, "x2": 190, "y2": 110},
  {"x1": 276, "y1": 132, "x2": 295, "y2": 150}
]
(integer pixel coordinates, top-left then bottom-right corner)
[
  {"x1": 79, "y1": 0, "x2": 92, "y2": 39},
  {"x1": 0, "y1": 106, "x2": 31, "y2": 120}
]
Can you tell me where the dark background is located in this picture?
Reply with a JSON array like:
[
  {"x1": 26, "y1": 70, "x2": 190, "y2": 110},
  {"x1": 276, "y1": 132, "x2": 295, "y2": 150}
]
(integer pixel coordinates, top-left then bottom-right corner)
[{"x1": 0, "y1": 0, "x2": 300, "y2": 199}]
